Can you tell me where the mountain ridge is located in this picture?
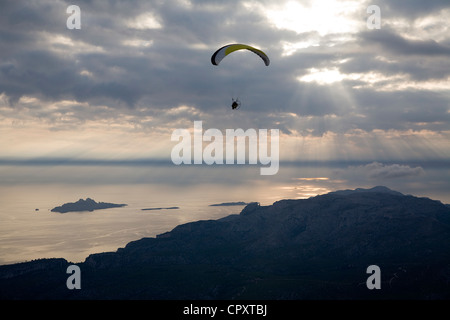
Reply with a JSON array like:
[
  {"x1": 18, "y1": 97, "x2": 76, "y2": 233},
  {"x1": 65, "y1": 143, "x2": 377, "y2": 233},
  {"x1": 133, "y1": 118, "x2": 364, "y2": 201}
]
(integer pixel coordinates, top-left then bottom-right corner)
[{"x1": 1, "y1": 186, "x2": 450, "y2": 299}]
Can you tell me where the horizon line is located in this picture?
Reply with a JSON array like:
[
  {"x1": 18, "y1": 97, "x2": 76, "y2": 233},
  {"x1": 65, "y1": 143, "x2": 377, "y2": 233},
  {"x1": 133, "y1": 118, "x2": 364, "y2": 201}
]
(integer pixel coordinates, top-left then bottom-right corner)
[{"x1": 0, "y1": 157, "x2": 449, "y2": 168}]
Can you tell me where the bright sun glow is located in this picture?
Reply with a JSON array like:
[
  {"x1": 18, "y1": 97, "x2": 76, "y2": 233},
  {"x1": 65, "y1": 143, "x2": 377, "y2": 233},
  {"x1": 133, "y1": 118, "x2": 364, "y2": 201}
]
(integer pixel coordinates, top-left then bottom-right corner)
[
  {"x1": 126, "y1": 12, "x2": 162, "y2": 29},
  {"x1": 263, "y1": 0, "x2": 364, "y2": 36},
  {"x1": 297, "y1": 67, "x2": 450, "y2": 92},
  {"x1": 298, "y1": 68, "x2": 348, "y2": 84},
  {"x1": 244, "y1": 0, "x2": 366, "y2": 55}
]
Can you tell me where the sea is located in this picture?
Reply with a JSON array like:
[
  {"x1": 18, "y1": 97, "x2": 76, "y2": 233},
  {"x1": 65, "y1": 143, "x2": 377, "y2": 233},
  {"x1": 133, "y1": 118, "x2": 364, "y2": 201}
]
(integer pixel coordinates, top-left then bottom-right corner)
[
  {"x1": 0, "y1": 182, "x2": 271, "y2": 265},
  {"x1": 0, "y1": 163, "x2": 298, "y2": 265},
  {"x1": 1, "y1": 162, "x2": 449, "y2": 265}
]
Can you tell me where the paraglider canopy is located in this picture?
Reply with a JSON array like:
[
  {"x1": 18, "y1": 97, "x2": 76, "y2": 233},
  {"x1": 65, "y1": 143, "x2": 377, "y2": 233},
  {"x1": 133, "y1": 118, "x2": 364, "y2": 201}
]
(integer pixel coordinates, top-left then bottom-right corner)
[{"x1": 211, "y1": 44, "x2": 270, "y2": 66}]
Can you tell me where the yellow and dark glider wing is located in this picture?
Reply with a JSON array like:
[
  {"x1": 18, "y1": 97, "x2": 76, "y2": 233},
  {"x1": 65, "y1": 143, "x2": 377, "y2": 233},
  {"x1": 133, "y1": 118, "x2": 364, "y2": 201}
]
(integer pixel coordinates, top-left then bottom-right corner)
[{"x1": 211, "y1": 44, "x2": 270, "y2": 66}]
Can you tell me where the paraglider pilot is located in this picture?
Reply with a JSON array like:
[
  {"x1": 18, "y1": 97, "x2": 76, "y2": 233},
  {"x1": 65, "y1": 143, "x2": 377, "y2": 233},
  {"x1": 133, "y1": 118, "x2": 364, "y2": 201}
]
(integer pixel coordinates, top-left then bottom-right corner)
[{"x1": 231, "y1": 98, "x2": 240, "y2": 110}]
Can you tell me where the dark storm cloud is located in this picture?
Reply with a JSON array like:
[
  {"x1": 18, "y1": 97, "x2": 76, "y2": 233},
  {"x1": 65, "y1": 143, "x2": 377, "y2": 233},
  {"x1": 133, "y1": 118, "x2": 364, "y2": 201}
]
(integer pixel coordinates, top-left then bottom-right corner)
[
  {"x1": 360, "y1": 28, "x2": 450, "y2": 57},
  {"x1": 376, "y1": 0, "x2": 449, "y2": 19},
  {"x1": 339, "y1": 53, "x2": 450, "y2": 82},
  {"x1": 0, "y1": 0, "x2": 283, "y2": 110}
]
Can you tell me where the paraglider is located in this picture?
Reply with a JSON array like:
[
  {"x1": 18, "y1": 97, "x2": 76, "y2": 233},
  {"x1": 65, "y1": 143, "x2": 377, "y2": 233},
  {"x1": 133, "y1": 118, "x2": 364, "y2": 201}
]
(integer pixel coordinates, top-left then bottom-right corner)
[{"x1": 211, "y1": 44, "x2": 269, "y2": 110}]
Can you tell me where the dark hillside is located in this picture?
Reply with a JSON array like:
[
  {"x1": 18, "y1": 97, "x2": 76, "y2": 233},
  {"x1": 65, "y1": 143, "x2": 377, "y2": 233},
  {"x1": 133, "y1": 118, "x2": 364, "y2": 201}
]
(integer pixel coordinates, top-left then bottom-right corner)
[{"x1": 1, "y1": 187, "x2": 450, "y2": 299}]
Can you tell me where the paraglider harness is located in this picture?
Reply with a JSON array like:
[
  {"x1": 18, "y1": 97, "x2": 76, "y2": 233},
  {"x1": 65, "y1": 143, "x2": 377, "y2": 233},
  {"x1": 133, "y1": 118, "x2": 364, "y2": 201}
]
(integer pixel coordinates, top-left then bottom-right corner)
[{"x1": 231, "y1": 98, "x2": 241, "y2": 110}]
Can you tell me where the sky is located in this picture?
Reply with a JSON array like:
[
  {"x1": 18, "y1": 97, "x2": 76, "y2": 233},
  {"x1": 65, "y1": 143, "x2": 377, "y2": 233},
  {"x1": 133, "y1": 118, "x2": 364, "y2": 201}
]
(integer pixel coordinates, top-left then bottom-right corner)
[{"x1": 0, "y1": 0, "x2": 449, "y2": 200}]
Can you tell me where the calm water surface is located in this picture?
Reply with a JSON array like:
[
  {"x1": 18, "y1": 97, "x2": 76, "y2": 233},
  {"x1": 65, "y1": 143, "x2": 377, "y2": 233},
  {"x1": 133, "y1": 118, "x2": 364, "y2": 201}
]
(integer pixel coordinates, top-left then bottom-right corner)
[
  {"x1": 1, "y1": 163, "x2": 448, "y2": 265},
  {"x1": 0, "y1": 182, "x2": 295, "y2": 265}
]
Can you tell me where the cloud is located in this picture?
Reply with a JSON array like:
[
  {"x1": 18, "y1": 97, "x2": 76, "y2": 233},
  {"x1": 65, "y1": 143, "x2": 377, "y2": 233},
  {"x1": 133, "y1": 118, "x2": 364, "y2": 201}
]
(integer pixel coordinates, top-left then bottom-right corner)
[
  {"x1": 352, "y1": 162, "x2": 425, "y2": 179},
  {"x1": 360, "y1": 28, "x2": 450, "y2": 57},
  {"x1": 0, "y1": 0, "x2": 449, "y2": 164},
  {"x1": 376, "y1": 0, "x2": 450, "y2": 19}
]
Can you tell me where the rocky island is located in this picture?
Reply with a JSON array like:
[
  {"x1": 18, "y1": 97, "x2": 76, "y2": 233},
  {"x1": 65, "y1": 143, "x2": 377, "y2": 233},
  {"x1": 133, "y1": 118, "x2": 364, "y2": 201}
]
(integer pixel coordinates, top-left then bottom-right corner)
[
  {"x1": 209, "y1": 201, "x2": 250, "y2": 206},
  {"x1": 141, "y1": 207, "x2": 179, "y2": 211},
  {"x1": 51, "y1": 198, "x2": 127, "y2": 213}
]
